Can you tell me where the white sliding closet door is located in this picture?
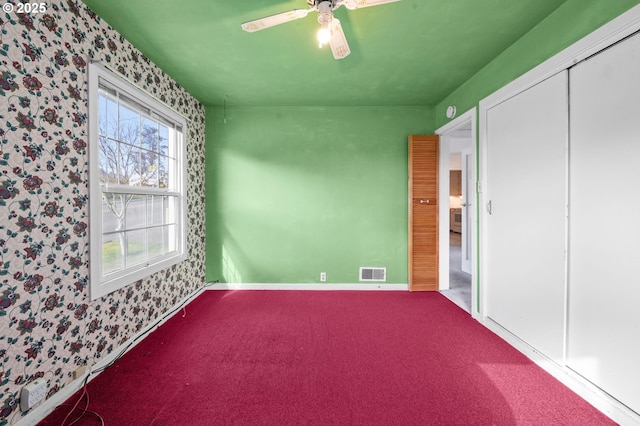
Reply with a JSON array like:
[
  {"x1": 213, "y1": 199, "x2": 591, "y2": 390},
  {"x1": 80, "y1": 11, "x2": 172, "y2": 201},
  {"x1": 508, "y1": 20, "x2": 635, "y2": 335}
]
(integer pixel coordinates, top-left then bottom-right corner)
[
  {"x1": 485, "y1": 71, "x2": 568, "y2": 363},
  {"x1": 568, "y1": 32, "x2": 640, "y2": 415}
]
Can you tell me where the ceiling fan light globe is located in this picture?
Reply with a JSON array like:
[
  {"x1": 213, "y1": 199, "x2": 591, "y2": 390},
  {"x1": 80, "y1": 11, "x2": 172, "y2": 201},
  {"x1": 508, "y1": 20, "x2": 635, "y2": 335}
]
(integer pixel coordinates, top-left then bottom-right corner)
[{"x1": 317, "y1": 27, "x2": 331, "y2": 45}]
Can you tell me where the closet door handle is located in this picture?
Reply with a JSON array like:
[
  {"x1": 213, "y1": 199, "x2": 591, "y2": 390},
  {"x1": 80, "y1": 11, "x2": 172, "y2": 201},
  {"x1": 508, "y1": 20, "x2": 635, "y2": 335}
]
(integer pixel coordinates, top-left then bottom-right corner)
[{"x1": 412, "y1": 198, "x2": 436, "y2": 205}]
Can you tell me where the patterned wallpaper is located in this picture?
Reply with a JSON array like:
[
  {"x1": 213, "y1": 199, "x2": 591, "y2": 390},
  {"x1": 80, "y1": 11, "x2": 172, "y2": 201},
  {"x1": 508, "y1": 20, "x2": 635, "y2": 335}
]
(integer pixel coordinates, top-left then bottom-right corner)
[{"x1": 0, "y1": 1, "x2": 206, "y2": 423}]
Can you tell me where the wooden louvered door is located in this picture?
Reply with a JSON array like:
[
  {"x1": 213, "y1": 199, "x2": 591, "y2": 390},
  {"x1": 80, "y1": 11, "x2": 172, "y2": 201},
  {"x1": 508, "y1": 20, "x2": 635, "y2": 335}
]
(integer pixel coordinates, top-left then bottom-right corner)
[{"x1": 408, "y1": 135, "x2": 439, "y2": 291}]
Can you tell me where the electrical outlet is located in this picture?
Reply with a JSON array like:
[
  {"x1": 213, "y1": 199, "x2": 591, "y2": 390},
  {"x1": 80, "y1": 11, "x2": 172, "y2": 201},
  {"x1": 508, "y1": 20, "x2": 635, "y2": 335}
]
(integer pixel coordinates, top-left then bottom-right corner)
[
  {"x1": 20, "y1": 378, "x2": 47, "y2": 412},
  {"x1": 320, "y1": 272, "x2": 326, "y2": 282}
]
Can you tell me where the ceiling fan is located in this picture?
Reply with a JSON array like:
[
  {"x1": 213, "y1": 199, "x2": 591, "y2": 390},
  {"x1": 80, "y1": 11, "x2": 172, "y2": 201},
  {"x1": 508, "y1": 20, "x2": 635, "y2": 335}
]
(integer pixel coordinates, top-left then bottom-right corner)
[{"x1": 241, "y1": 0, "x2": 402, "y2": 60}]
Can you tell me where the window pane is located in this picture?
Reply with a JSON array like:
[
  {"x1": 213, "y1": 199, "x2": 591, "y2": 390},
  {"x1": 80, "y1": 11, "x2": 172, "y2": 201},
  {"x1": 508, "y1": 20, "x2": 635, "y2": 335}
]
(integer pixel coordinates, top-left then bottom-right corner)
[
  {"x1": 119, "y1": 103, "x2": 140, "y2": 146},
  {"x1": 140, "y1": 150, "x2": 158, "y2": 188},
  {"x1": 119, "y1": 145, "x2": 140, "y2": 185},
  {"x1": 103, "y1": 232, "x2": 124, "y2": 274},
  {"x1": 102, "y1": 193, "x2": 125, "y2": 233},
  {"x1": 147, "y1": 195, "x2": 164, "y2": 226},
  {"x1": 141, "y1": 117, "x2": 158, "y2": 151},
  {"x1": 98, "y1": 92, "x2": 118, "y2": 139},
  {"x1": 148, "y1": 227, "x2": 164, "y2": 259},
  {"x1": 126, "y1": 229, "x2": 146, "y2": 266},
  {"x1": 158, "y1": 124, "x2": 169, "y2": 155},
  {"x1": 98, "y1": 137, "x2": 118, "y2": 184},
  {"x1": 125, "y1": 195, "x2": 146, "y2": 229},
  {"x1": 158, "y1": 154, "x2": 169, "y2": 189}
]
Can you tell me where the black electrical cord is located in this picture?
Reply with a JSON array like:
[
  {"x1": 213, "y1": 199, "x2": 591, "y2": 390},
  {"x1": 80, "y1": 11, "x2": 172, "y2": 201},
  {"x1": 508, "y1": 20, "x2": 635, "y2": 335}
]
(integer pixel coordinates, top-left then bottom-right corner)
[{"x1": 59, "y1": 281, "x2": 219, "y2": 425}]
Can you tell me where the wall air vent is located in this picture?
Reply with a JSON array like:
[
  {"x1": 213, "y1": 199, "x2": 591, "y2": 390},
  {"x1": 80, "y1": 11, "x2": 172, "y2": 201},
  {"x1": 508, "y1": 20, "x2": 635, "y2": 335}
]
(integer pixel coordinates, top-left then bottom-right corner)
[{"x1": 359, "y1": 267, "x2": 386, "y2": 282}]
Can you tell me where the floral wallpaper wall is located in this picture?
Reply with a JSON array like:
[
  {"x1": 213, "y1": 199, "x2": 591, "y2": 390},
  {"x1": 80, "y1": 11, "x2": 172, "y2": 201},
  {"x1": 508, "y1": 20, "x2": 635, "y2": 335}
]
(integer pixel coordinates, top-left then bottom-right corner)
[{"x1": 0, "y1": 1, "x2": 206, "y2": 423}]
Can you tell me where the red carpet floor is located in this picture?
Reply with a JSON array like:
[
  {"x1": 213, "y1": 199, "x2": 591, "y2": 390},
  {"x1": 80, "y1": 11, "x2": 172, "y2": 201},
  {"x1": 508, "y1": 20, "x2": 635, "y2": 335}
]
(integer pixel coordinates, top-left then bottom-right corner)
[{"x1": 41, "y1": 291, "x2": 614, "y2": 425}]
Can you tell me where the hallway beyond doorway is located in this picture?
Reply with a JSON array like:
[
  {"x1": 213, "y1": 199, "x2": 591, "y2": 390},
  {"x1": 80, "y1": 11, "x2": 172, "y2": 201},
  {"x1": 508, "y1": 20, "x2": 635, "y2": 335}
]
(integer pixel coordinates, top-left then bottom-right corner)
[{"x1": 442, "y1": 231, "x2": 471, "y2": 312}]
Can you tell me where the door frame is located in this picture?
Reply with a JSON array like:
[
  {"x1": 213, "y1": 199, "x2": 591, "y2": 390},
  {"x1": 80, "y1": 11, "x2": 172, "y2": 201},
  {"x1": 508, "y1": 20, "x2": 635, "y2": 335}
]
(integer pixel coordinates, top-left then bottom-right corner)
[
  {"x1": 436, "y1": 108, "x2": 478, "y2": 319},
  {"x1": 460, "y1": 147, "x2": 473, "y2": 274}
]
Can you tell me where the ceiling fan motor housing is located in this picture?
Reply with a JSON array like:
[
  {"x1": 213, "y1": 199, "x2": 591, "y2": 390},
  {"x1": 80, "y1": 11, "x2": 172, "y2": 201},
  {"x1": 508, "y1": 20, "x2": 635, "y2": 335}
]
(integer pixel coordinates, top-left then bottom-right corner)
[
  {"x1": 308, "y1": 0, "x2": 337, "y2": 7},
  {"x1": 318, "y1": 2, "x2": 333, "y2": 26}
]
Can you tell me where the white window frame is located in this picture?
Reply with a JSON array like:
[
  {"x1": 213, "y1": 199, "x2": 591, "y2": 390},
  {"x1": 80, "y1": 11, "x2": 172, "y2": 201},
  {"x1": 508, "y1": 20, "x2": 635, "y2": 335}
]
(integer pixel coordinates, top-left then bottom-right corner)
[{"x1": 88, "y1": 62, "x2": 187, "y2": 300}]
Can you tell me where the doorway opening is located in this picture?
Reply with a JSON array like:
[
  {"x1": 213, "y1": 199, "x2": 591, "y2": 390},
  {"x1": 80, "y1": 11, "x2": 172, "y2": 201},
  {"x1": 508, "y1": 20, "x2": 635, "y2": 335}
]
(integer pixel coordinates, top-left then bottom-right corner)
[
  {"x1": 436, "y1": 109, "x2": 477, "y2": 317},
  {"x1": 445, "y1": 136, "x2": 472, "y2": 312}
]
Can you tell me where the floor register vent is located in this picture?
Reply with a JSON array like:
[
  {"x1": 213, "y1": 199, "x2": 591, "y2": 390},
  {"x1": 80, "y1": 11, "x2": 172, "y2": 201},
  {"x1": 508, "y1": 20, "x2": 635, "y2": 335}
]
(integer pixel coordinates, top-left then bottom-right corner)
[{"x1": 359, "y1": 267, "x2": 386, "y2": 282}]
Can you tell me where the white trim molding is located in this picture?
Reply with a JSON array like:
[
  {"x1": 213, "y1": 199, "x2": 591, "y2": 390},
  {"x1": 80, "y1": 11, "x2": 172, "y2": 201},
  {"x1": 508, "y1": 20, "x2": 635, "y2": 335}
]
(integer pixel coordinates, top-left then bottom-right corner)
[
  {"x1": 436, "y1": 107, "x2": 479, "y2": 320},
  {"x1": 436, "y1": 107, "x2": 476, "y2": 135}
]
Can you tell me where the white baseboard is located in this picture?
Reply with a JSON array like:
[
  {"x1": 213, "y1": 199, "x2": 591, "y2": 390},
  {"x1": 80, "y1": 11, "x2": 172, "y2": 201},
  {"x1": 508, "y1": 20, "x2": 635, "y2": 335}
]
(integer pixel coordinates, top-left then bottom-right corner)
[
  {"x1": 483, "y1": 317, "x2": 640, "y2": 426},
  {"x1": 206, "y1": 282, "x2": 409, "y2": 291},
  {"x1": 16, "y1": 286, "x2": 207, "y2": 426}
]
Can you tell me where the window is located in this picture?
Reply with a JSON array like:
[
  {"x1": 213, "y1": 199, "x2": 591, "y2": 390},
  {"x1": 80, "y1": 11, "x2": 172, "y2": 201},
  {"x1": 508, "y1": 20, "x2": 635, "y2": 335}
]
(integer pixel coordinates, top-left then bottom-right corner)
[{"x1": 88, "y1": 62, "x2": 187, "y2": 300}]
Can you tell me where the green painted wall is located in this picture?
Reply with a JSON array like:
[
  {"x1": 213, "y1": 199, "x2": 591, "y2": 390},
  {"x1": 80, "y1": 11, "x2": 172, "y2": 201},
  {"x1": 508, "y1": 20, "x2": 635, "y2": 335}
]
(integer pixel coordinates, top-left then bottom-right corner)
[
  {"x1": 206, "y1": 106, "x2": 434, "y2": 284},
  {"x1": 435, "y1": 0, "x2": 640, "y2": 128},
  {"x1": 204, "y1": 1, "x2": 640, "y2": 287}
]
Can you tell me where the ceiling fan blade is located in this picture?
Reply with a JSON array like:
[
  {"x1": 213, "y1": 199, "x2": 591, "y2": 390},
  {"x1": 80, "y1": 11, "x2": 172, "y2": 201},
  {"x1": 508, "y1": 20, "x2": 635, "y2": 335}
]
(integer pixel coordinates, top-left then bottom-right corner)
[
  {"x1": 341, "y1": 0, "x2": 402, "y2": 10},
  {"x1": 329, "y1": 18, "x2": 351, "y2": 60},
  {"x1": 241, "y1": 8, "x2": 312, "y2": 32}
]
